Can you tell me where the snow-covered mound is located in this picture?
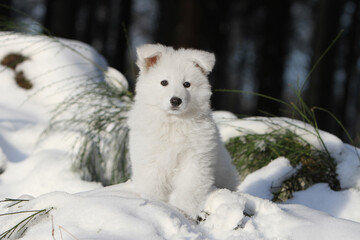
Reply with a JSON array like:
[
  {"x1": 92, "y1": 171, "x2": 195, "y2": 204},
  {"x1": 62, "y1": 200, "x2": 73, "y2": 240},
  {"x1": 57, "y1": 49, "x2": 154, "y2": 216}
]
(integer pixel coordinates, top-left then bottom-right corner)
[
  {"x1": 1, "y1": 33, "x2": 360, "y2": 239},
  {"x1": 2, "y1": 185, "x2": 360, "y2": 240},
  {"x1": 214, "y1": 112, "x2": 360, "y2": 223}
]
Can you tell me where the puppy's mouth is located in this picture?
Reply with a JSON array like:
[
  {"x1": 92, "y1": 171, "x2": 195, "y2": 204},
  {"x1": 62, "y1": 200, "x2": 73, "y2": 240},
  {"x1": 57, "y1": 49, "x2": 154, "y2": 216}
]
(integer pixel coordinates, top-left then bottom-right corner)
[
  {"x1": 171, "y1": 106, "x2": 180, "y2": 111},
  {"x1": 169, "y1": 108, "x2": 180, "y2": 113},
  {"x1": 167, "y1": 106, "x2": 183, "y2": 114}
]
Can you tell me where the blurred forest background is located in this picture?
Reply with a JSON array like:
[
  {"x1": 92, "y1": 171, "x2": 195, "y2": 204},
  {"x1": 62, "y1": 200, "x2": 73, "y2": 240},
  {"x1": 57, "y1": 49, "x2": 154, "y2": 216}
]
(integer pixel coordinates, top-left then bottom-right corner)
[{"x1": 1, "y1": 0, "x2": 360, "y2": 146}]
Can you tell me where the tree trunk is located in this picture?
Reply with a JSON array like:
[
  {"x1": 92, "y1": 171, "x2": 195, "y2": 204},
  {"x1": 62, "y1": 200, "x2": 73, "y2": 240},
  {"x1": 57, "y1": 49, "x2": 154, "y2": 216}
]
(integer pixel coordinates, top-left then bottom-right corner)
[
  {"x1": 155, "y1": 0, "x2": 179, "y2": 46},
  {"x1": 0, "y1": 0, "x2": 12, "y2": 20},
  {"x1": 44, "y1": 0, "x2": 80, "y2": 38},
  {"x1": 172, "y1": 0, "x2": 202, "y2": 49},
  {"x1": 113, "y1": 0, "x2": 132, "y2": 75},
  {"x1": 338, "y1": 0, "x2": 359, "y2": 141},
  {"x1": 306, "y1": 0, "x2": 342, "y2": 132},
  {"x1": 203, "y1": 0, "x2": 232, "y2": 112},
  {"x1": 256, "y1": 0, "x2": 291, "y2": 116}
]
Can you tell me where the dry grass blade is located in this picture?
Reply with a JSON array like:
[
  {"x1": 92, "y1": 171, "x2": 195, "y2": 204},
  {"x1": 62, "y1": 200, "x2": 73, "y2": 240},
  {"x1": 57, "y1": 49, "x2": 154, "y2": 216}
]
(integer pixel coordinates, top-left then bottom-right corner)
[{"x1": 0, "y1": 198, "x2": 53, "y2": 240}]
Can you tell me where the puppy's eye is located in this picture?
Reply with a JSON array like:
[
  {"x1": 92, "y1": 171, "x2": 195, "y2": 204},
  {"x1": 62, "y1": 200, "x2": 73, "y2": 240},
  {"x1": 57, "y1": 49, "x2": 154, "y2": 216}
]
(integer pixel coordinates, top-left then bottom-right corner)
[
  {"x1": 161, "y1": 80, "x2": 168, "y2": 86},
  {"x1": 183, "y1": 82, "x2": 191, "y2": 88}
]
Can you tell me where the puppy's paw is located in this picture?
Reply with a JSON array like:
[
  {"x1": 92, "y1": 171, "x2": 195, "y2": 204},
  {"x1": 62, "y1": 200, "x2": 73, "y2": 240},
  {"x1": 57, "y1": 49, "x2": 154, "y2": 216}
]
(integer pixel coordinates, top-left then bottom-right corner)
[
  {"x1": 199, "y1": 189, "x2": 247, "y2": 231},
  {"x1": 196, "y1": 211, "x2": 210, "y2": 224}
]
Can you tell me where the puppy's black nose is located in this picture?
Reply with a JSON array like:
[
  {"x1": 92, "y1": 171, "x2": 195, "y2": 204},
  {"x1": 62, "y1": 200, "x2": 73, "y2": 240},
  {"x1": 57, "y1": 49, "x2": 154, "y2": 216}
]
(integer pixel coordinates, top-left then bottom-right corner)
[{"x1": 170, "y1": 97, "x2": 182, "y2": 107}]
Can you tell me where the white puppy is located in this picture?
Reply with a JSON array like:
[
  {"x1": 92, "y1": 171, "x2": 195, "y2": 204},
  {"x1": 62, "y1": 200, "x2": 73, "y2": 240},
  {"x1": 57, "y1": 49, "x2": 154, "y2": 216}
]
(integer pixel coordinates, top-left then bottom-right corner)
[{"x1": 128, "y1": 44, "x2": 240, "y2": 218}]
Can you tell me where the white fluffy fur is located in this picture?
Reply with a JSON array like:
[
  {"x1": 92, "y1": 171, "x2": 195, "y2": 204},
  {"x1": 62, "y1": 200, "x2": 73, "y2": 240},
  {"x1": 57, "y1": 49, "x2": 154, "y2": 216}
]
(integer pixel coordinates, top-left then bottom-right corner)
[{"x1": 128, "y1": 44, "x2": 240, "y2": 218}]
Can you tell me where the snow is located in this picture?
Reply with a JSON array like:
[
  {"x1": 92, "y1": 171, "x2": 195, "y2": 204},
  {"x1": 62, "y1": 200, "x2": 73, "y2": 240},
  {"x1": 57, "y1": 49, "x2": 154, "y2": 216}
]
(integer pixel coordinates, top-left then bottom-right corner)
[
  {"x1": 19, "y1": 186, "x2": 204, "y2": 240},
  {"x1": 287, "y1": 183, "x2": 360, "y2": 222},
  {"x1": 238, "y1": 157, "x2": 295, "y2": 200},
  {"x1": 335, "y1": 143, "x2": 360, "y2": 189},
  {"x1": 1, "y1": 32, "x2": 360, "y2": 239}
]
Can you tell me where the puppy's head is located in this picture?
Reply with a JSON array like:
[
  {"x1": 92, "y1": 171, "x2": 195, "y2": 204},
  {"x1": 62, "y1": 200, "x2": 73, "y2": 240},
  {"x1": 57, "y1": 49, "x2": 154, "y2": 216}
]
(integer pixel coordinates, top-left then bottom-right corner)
[{"x1": 135, "y1": 44, "x2": 215, "y2": 117}]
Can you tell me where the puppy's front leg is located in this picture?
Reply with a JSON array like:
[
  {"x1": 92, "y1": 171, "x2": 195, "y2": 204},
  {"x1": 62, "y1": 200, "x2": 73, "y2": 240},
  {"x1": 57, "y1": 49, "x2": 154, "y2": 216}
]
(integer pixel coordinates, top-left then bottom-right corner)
[
  {"x1": 132, "y1": 162, "x2": 172, "y2": 202},
  {"x1": 169, "y1": 157, "x2": 215, "y2": 219}
]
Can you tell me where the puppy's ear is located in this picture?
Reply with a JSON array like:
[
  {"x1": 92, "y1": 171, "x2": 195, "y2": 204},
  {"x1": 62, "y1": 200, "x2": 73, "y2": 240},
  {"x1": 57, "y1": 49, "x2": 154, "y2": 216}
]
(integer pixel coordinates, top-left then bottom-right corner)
[
  {"x1": 136, "y1": 44, "x2": 167, "y2": 72},
  {"x1": 188, "y1": 50, "x2": 215, "y2": 75}
]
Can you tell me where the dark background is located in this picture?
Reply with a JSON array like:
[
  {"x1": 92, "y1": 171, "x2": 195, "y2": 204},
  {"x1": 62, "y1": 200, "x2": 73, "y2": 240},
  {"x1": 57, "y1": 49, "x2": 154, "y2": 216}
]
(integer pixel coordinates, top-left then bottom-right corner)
[{"x1": 1, "y1": 0, "x2": 360, "y2": 146}]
